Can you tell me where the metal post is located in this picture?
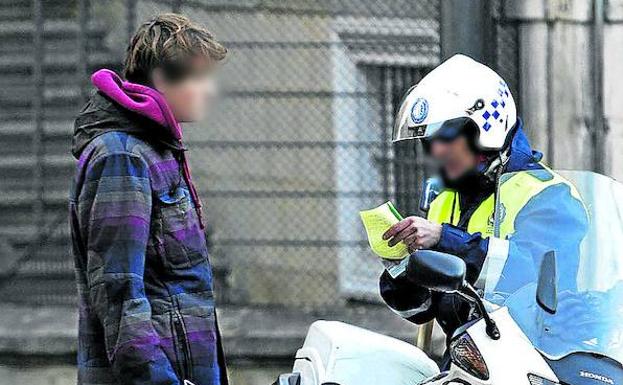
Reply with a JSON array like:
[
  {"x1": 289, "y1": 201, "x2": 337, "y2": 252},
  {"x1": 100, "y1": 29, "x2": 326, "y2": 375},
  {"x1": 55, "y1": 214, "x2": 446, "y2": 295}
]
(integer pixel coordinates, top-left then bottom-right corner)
[
  {"x1": 172, "y1": 0, "x2": 183, "y2": 13},
  {"x1": 416, "y1": 321, "x2": 434, "y2": 354},
  {"x1": 380, "y1": 67, "x2": 392, "y2": 203},
  {"x1": 77, "y1": 0, "x2": 90, "y2": 102},
  {"x1": 546, "y1": 16, "x2": 555, "y2": 166},
  {"x1": 481, "y1": 0, "x2": 497, "y2": 69},
  {"x1": 592, "y1": 0, "x2": 606, "y2": 173},
  {"x1": 440, "y1": 0, "x2": 487, "y2": 61},
  {"x1": 127, "y1": 0, "x2": 137, "y2": 43},
  {"x1": 31, "y1": 0, "x2": 45, "y2": 237}
]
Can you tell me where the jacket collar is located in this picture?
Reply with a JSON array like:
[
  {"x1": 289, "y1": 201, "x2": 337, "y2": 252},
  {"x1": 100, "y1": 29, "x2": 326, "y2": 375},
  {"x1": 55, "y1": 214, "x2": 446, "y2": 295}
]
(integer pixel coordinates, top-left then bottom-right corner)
[{"x1": 505, "y1": 119, "x2": 543, "y2": 173}]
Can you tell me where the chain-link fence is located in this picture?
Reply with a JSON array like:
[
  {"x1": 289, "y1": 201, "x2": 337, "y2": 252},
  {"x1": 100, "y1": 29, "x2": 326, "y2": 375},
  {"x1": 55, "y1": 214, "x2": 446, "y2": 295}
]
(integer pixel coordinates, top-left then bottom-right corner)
[{"x1": 1, "y1": 0, "x2": 528, "y2": 308}]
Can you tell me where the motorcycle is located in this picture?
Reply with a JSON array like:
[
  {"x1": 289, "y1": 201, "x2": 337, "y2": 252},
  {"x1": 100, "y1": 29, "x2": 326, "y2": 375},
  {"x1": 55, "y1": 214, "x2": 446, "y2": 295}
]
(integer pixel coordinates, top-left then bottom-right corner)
[{"x1": 275, "y1": 170, "x2": 623, "y2": 385}]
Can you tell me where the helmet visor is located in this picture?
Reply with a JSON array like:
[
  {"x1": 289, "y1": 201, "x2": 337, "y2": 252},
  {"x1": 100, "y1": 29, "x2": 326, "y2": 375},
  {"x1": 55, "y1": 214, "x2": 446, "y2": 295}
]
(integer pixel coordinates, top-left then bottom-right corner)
[
  {"x1": 391, "y1": 91, "x2": 449, "y2": 142},
  {"x1": 392, "y1": 119, "x2": 443, "y2": 142},
  {"x1": 393, "y1": 116, "x2": 473, "y2": 143}
]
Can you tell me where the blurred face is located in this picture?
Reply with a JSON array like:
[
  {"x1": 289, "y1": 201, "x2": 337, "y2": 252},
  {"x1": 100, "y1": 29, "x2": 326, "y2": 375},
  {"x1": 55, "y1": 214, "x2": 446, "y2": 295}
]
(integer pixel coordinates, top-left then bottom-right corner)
[
  {"x1": 152, "y1": 65, "x2": 219, "y2": 122},
  {"x1": 429, "y1": 136, "x2": 479, "y2": 181}
]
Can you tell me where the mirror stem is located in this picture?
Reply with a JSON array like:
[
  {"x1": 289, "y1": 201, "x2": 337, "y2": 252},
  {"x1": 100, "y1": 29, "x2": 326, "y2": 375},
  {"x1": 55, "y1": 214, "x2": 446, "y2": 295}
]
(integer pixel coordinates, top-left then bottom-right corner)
[{"x1": 462, "y1": 284, "x2": 500, "y2": 340}]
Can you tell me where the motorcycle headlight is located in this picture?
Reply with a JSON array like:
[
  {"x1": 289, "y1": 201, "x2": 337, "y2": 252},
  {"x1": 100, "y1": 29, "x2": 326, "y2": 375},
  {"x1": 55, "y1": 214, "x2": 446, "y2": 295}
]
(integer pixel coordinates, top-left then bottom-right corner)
[
  {"x1": 449, "y1": 333, "x2": 489, "y2": 380},
  {"x1": 527, "y1": 374, "x2": 559, "y2": 385}
]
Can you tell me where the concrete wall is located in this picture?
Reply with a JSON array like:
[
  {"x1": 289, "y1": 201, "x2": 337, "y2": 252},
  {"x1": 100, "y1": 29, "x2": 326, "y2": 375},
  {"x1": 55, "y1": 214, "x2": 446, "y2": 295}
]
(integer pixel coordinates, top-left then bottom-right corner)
[
  {"x1": 604, "y1": 1, "x2": 623, "y2": 178},
  {"x1": 509, "y1": 0, "x2": 622, "y2": 179}
]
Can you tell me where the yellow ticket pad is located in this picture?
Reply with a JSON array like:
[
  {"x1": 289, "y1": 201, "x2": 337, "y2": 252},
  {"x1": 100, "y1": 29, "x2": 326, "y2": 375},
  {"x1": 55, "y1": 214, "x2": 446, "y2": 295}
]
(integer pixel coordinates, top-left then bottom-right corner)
[{"x1": 359, "y1": 201, "x2": 409, "y2": 260}]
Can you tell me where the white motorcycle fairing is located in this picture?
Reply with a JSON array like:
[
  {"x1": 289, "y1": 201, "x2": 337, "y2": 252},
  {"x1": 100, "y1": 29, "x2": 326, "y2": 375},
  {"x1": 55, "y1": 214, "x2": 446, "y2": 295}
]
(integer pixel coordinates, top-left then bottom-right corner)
[
  {"x1": 292, "y1": 320, "x2": 439, "y2": 385},
  {"x1": 423, "y1": 307, "x2": 558, "y2": 384},
  {"x1": 289, "y1": 308, "x2": 558, "y2": 385}
]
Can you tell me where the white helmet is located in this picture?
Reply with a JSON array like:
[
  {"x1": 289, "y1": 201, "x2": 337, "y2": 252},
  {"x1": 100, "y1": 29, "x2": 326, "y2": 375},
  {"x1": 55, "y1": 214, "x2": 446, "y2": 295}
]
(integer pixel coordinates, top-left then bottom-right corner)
[{"x1": 393, "y1": 54, "x2": 517, "y2": 151}]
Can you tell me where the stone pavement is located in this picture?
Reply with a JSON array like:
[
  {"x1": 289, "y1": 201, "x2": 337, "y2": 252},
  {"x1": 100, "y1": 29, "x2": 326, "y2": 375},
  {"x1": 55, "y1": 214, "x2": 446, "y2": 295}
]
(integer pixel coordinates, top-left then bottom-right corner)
[
  {"x1": 0, "y1": 303, "x2": 444, "y2": 384},
  {"x1": 0, "y1": 303, "x2": 444, "y2": 359}
]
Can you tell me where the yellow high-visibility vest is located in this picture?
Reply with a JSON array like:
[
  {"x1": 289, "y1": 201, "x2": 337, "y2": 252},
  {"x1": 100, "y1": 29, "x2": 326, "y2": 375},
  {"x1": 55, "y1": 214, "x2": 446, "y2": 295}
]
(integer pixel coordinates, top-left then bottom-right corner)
[{"x1": 427, "y1": 168, "x2": 579, "y2": 239}]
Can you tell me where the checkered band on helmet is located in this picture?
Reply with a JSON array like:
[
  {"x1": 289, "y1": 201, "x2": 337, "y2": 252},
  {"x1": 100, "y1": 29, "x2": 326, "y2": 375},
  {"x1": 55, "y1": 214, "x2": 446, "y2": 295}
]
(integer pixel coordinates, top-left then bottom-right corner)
[
  {"x1": 482, "y1": 81, "x2": 510, "y2": 132},
  {"x1": 392, "y1": 54, "x2": 517, "y2": 151}
]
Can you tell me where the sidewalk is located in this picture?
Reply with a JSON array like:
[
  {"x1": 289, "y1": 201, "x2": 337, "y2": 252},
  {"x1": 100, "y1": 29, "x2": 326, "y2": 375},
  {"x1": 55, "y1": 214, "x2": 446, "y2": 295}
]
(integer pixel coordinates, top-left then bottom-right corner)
[{"x1": 0, "y1": 303, "x2": 442, "y2": 360}]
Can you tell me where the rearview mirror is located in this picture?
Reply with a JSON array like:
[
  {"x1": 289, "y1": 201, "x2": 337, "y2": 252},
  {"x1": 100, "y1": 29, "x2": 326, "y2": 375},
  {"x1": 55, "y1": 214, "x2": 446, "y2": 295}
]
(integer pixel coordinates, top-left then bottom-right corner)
[
  {"x1": 406, "y1": 250, "x2": 466, "y2": 292},
  {"x1": 536, "y1": 250, "x2": 558, "y2": 314}
]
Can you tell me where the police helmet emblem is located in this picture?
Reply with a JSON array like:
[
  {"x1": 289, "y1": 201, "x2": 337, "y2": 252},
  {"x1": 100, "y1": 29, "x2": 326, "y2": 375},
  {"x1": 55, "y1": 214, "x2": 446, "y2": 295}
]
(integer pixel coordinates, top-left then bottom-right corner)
[{"x1": 411, "y1": 98, "x2": 429, "y2": 124}]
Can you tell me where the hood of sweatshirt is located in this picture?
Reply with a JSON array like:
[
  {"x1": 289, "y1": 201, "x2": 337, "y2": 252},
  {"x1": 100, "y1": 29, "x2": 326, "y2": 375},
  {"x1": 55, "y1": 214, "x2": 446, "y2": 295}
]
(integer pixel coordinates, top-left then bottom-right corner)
[
  {"x1": 72, "y1": 69, "x2": 204, "y2": 228},
  {"x1": 72, "y1": 69, "x2": 187, "y2": 158}
]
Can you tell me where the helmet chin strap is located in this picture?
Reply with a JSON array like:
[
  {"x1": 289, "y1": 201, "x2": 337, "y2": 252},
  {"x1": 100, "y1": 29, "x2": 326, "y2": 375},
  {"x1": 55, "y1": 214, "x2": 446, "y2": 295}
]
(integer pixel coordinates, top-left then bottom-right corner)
[
  {"x1": 482, "y1": 144, "x2": 511, "y2": 183},
  {"x1": 486, "y1": 145, "x2": 512, "y2": 238}
]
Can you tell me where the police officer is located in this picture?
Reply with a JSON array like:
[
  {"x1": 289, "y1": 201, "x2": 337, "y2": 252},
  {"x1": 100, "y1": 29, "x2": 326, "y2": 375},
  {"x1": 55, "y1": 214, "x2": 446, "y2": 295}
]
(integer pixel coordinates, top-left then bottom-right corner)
[{"x1": 380, "y1": 55, "x2": 588, "y2": 358}]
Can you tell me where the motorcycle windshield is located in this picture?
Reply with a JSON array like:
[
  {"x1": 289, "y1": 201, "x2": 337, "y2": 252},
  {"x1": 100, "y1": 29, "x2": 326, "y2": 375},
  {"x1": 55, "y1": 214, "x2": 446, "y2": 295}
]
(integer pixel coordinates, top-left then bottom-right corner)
[{"x1": 483, "y1": 170, "x2": 623, "y2": 364}]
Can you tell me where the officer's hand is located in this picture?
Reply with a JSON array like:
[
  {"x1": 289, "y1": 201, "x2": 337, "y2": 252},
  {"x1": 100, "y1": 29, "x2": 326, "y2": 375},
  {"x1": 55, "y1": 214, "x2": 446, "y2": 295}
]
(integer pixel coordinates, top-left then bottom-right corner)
[{"x1": 383, "y1": 216, "x2": 442, "y2": 251}]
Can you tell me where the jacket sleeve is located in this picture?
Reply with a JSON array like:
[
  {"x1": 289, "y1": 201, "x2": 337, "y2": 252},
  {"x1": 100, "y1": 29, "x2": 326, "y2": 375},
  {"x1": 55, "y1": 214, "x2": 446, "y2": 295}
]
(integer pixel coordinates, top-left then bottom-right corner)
[
  {"x1": 434, "y1": 224, "x2": 489, "y2": 284},
  {"x1": 379, "y1": 270, "x2": 436, "y2": 324},
  {"x1": 433, "y1": 183, "x2": 588, "y2": 289},
  {"x1": 80, "y1": 152, "x2": 180, "y2": 385}
]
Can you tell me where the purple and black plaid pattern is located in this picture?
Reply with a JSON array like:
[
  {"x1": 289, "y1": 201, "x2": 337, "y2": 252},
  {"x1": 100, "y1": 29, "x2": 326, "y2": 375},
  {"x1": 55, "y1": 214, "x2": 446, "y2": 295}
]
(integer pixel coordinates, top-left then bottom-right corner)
[
  {"x1": 481, "y1": 80, "x2": 511, "y2": 131},
  {"x1": 70, "y1": 131, "x2": 226, "y2": 385}
]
